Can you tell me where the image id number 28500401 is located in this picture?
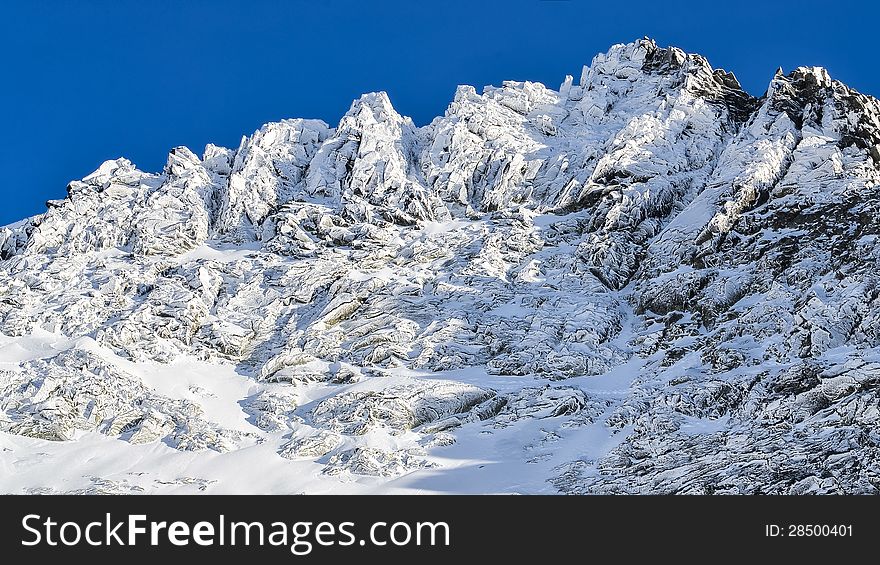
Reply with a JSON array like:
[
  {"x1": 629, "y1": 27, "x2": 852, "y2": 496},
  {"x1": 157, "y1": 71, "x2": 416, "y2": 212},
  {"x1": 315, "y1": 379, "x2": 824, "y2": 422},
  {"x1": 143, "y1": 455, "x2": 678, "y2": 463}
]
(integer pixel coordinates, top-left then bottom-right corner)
[{"x1": 765, "y1": 524, "x2": 853, "y2": 537}]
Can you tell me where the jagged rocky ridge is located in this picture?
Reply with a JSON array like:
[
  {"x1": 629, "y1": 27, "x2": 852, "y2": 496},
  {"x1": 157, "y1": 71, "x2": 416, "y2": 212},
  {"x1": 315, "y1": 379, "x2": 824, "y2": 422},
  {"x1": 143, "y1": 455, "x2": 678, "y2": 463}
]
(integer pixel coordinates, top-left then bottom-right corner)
[{"x1": 2, "y1": 39, "x2": 880, "y2": 493}]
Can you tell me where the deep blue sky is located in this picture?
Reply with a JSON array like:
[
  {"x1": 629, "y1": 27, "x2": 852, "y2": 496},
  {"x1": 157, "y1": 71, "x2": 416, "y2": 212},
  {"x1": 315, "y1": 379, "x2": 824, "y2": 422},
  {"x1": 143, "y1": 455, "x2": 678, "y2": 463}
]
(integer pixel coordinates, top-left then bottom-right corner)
[{"x1": 2, "y1": 0, "x2": 878, "y2": 225}]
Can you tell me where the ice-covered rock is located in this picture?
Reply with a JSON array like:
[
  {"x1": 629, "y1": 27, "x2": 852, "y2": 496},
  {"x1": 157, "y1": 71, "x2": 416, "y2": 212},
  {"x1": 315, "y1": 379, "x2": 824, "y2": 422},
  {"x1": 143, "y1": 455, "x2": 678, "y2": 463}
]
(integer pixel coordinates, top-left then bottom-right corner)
[
  {"x1": 323, "y1": 446, "x2": 434, "y2": 477},
  {"x1": 310, "y1": 379, "x2": 494, "y2": 435},
  {"x1": 0, "y1": 346, "x2": 241, "y2": 451}
]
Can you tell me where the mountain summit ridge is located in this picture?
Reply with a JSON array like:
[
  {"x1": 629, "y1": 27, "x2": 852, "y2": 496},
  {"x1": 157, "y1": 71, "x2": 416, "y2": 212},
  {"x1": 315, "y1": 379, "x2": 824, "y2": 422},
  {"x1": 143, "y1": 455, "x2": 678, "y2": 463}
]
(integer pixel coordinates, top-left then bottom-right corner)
[{"x1": 2, "y1": 39, "x2": 880, "y2": 494}]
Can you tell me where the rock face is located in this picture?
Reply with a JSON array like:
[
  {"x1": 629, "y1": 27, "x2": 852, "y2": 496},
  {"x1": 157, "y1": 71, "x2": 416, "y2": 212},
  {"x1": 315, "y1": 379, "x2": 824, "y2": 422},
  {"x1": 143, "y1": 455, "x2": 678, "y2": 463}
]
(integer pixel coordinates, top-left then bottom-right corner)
[{"x1": 2, "y1": 39, "x2": 880, "y2": 493}]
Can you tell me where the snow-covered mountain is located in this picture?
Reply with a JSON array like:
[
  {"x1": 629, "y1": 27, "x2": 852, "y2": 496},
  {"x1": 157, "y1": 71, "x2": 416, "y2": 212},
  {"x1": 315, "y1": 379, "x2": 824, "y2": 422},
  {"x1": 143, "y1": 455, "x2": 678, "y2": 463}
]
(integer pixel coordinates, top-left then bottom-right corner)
[{"x1": 2, "y1": 39, "x2": 880, "y2": 494}]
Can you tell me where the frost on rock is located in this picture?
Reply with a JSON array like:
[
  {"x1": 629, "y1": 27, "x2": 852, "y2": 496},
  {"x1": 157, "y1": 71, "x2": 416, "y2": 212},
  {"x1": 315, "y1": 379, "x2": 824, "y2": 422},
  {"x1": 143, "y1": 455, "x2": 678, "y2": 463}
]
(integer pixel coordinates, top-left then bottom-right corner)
[
  {"x1": 242, "y1": 389, "x2": 300, "y2": 432},
  {"x1": 310, "y1": 380, "x2": 495, "y2": 435},
  {"x1": 323, "y1": 447, "x2": 434, "y2": 478},
  {"x1": 2, "y1": 39, "x2": 880, "y2": 493},
  {"x1": 0, "y1": 346, "x2": 240, "y2": 451},
  {"x1": 279, "y1": 430, "x2": 342, "y2": 459},
  {"x1": 494, "y1": 385, "x2": 607, "y2": 428},
  {"x1": 216, "y1": 119, "x2": 331, "y2": 241}
]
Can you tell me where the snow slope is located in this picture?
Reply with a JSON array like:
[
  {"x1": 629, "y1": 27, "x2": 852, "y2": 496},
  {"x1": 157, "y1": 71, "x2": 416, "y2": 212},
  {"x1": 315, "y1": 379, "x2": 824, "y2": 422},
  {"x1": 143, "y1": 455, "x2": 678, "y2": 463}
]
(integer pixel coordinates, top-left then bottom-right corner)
[{"x1": 2, "y1": 39, "x2": 880, "y2": 494}]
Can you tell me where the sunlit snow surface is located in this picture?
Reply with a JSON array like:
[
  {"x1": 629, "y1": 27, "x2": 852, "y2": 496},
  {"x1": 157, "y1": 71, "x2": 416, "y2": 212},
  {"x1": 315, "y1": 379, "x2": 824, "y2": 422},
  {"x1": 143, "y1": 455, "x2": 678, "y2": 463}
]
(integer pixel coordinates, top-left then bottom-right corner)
[
  {"x1": 2, "y1": 39, "x2": 880, "y2": 494},
  {"x1": 0, "y1": 330, "x2": 641, "y2": 494}
]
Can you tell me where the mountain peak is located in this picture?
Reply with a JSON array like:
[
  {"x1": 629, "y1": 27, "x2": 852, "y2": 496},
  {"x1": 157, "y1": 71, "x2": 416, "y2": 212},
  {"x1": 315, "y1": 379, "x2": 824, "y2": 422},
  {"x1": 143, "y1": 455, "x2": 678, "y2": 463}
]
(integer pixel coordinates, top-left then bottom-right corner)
[
  {"x1": 343, "y1": 91, "x2": 405, "y2": 125},
  {"x1": 81, "y1": 158, "x2": 137, "y2": 186}
]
